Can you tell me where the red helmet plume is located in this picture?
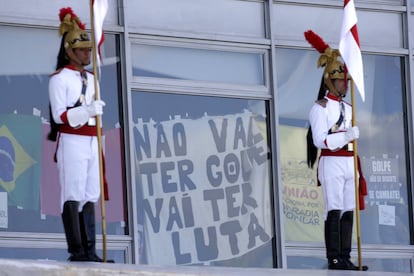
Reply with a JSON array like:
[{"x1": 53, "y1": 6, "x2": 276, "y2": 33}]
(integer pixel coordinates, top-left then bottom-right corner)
[
  {"x1": 304, "y1": 30, "x2": 329, "y2": 54},
  {"x1": 59, "y1": 7, "x2": 86, "y2": 31}
]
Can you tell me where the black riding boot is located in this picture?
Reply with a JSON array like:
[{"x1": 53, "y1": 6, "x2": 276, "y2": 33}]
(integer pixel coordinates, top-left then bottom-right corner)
[
  {"x1": 325, "y1": 210, "x2": 347, "y2": 269},
  {"x1": 340, "y1": 211, "x2": 368, "y2": 271},
  {"x1": 61, "y1": 201, "x2": 89, "y2": 261},
  {"x1": 79, "y1": 202, "x2": 114, "y2": 262}
]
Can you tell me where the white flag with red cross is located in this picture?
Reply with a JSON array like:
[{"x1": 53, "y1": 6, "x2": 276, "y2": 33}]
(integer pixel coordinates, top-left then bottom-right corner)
[
  {"x1": 93, "y1": 0, "x2": 108, "y2": 70},
  {"x1": 339, "y1": 0, "x2": 365, "y2": 102}
]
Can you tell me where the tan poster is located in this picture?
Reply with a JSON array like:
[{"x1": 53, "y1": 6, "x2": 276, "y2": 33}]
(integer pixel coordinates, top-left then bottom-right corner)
[{"x1": 279, "y1": 125, "x2": 324, "y2": 242}]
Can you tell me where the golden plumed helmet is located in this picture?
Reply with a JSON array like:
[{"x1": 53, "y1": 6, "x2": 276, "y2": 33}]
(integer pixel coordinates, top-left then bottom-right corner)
[
  {"x1": 318, "y1": 48, "x2": 349, "y2": 80},
  {"x1": 304, "y1": 30, "x2": 350, "y2": 94},
  {"x1": 58, "y1": 7, "x2": 91, "y2": 49},
  {"x1": 304, "y1": 30, "x2": 350, "y2": 80}
]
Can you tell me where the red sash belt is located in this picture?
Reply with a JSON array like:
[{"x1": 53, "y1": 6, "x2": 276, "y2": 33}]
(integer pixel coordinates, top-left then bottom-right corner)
[
  {"x1": 59, "y1": 124, "x2": 100, "y2": 136},
  {"x1": 320, "y1": 148, "x2": 353, "y2": 157}
]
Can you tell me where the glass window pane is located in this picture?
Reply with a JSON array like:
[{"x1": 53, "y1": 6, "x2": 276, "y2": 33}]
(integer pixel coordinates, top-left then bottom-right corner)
[
  {"x1": 0, "y1": 26, "x2": 126, "y2": 235},
  {"x1": 358, "y1": 55, "x2": 410, "y2": 245},
  {"x1": 276, "y1": 48, "x2": 410, "y2": 247},
  {"x1": 131, "y1": 44, "x2": 265, "y2": 86},
  {"x1": 126, "y1": 0, "x2": 265, "y2": 39},
  {"x1": 132, "y1": 91, "x2": 274, "y2": 267},
  {"x1": 0, "y1": 1, "x2": 118, "y2": 26},
  {"x1": 273, "y1": 4, "x2": 403, "y2": 48}
]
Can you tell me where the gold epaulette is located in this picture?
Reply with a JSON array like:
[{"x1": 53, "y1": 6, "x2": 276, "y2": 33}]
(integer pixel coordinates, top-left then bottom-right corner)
[
  {"x1": 316, "y1": 98, "x2": 327, "y2": 108},
  {"x1": 49, "y1": 68, "x2": 64, "y2": 77}
]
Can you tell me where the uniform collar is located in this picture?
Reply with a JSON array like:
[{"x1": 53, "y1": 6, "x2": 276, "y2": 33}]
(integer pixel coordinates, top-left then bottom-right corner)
[
  {"x1": 65, "y1": 65, "x2": 85, "y2": 73},
  {"x1": 326, "y1": 92, "x2": 342, "y2": 102}
]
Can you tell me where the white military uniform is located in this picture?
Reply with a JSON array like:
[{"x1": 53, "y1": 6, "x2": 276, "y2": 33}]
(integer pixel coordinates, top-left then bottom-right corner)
[
  {"x1": 49, "y1": 65, "x2": 100, "y2": 212},
  {"x1": 309, "y1": 92, "x2": 355, "y2": 219}
]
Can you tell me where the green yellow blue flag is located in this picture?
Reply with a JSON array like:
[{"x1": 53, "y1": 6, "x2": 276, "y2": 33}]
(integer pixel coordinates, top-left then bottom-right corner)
[{"x1": 0, "y1": 114, "x2": 41, "y2": 210}]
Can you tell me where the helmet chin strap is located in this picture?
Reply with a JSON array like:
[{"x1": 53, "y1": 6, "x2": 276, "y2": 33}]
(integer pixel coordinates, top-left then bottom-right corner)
[
  {"x1": 324, "y1": 76, "x2": 340, "y2": 97},
  {"x1": 324, "y1": 74, "x2": 347, "y2": 99},
  {"x1": 65, "y1": 46, "x2": 83, "y2": 68}
]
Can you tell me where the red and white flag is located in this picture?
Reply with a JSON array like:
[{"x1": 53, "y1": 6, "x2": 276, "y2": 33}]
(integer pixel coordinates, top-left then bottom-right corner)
[
  {"x1": 92, "y1": 0, "x2": 108, "y2": 69},
  {"x1": 339, "y1": 0, "x2": 365, "y2": 102}
]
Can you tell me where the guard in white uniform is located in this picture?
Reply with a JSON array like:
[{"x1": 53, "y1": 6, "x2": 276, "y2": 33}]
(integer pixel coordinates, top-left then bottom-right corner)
[
  {"x1": 305, "y1": 30, "x2": 367, "y2": 271},
  {"x1": 48, "y1": 7, "x2": 108, "y2": 262}
]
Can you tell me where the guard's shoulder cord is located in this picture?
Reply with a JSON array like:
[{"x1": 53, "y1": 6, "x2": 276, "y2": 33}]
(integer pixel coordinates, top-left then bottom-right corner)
[
  {"x1": 328, "y1": 101, "x2": 345, "y2": 134},
  {"x1": 73, "y1": 71, "x2": 88, "y2": 107}
]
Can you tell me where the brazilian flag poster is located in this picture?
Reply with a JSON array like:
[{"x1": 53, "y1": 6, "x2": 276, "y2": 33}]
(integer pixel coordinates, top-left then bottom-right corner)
[{"x1": 0, "y1": 114, "x2": 41, "y2": 217}]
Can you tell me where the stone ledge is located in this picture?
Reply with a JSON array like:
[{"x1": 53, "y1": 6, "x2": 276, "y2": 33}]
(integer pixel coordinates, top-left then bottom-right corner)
[{"x1": 0, "y1": 258, "x2": 409, "y2": 276}]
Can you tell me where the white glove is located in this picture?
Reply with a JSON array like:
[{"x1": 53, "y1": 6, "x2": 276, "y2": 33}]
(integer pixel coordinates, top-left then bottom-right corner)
[
  {"x1": 345, "y1": 126, "x2": 359, "y2": 142},
  {"x1": 86, "y1": 100, "x2": 106, "y2": 116}
]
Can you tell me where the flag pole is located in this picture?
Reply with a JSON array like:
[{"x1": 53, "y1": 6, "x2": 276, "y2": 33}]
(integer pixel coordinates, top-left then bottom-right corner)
[
  {"x1": 89, "y1": 0, "x2": 108, "y2": 262},
  {"x1": 350, "y1": 78, "x2": 362, "y2": 270}
]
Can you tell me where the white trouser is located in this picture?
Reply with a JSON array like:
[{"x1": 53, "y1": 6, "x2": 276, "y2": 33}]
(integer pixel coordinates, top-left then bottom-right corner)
[
  {"x1": 57, "y1": 133, "x2": 101, "y2": 212},
  {"x1": 318, "y1": 156, "x2": 356, "y2": 220}
]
